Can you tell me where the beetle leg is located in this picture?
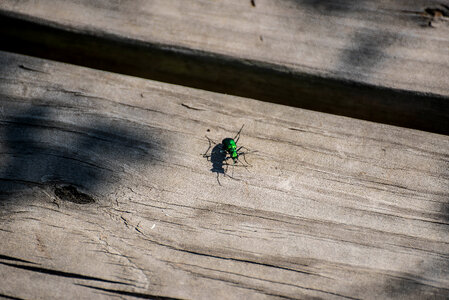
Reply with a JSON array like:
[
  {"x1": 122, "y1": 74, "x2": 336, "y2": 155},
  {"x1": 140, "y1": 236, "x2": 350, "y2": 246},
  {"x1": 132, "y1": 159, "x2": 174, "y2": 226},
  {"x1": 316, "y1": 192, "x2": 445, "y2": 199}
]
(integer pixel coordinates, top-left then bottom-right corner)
[
  {"x1": 205, "y1": 135, "x2": 217, "y2": 144},
  {"x1": 216, "y1": 172, "x2": 222, "y2": 186},
  {"x1": 202, "y1": 135, "x2": 216, "y2": 158},
  {"x1": 237, "y1": 156, "x2": 251, "y2": 173},
  {"x1": 237, "y1": 151, "x2": 251, "y2": 166}
]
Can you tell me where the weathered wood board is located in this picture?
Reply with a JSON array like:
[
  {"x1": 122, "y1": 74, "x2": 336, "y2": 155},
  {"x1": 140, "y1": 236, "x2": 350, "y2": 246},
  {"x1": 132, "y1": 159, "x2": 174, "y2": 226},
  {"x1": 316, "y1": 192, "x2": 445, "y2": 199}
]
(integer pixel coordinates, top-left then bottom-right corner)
[
  {"x1": 1, "y1": 0, "x2": 448, "y2": 133},
  {"x1": 0, "y1": 51, "x2": 449, "y2": 299}
]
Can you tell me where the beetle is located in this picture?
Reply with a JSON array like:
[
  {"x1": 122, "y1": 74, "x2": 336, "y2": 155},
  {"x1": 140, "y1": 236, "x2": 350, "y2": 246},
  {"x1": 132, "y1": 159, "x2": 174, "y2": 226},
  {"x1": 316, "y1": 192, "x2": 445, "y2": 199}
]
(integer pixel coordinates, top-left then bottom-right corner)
[
  {"x1": 221, "y1": 124, "x2": 247, "y2": 163},
  {"x1": 202, "y1": 125, "x2": 252, "y2": 184}
]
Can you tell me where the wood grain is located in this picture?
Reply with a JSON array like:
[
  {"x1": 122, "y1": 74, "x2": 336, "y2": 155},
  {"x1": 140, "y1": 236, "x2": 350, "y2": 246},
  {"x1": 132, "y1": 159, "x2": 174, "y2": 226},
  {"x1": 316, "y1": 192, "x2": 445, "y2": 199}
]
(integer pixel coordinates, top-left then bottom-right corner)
[
  {"x1": 0, "y1": 0, "x2": 448, "y2": 133},
  {"x1": 0, "y1": 51, "x2": 448, "y2": 299}
]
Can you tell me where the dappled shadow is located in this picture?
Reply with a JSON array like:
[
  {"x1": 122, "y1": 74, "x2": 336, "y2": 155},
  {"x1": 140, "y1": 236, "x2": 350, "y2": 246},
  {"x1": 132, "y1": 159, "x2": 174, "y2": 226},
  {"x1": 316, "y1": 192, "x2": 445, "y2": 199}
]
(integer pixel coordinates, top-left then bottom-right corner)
[
  {"x1": 354, "y1": 258, "x2": 449, "y2": 299},
  {"x1": 293, "y1": 0, "x2": 395, "y2": 79},
  {"x1": 292, "y1": 0, "x2": 366, "y2": 14},
  {"x1": 336, "y1": 29, "x2": 396, "y2": 81},
  {"x1": 1, "y1": 8, "x2": 448, "y2": 134},
  {"x1": 286, "y1": 2, "x2": 449, "y2": 298},
  {"x1": 0, "y1": 101, "x2": 158, "y2": 207}
]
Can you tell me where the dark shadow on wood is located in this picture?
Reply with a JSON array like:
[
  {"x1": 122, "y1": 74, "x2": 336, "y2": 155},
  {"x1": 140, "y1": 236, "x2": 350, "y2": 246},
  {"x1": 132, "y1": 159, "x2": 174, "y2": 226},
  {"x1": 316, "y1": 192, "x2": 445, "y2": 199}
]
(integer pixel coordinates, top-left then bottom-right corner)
[
  {"x1": 336, "y1": 29, "x2": 396, "y2": 81},
  {"x1": 356, "y1": 263, "x2": 449, "y2": 298},
  {"x1": 0, "y1": 100, "x2": 160, "y2": 207},
  {"x1": 0, "y1": 10, "x2": 447, "y2": 135}
]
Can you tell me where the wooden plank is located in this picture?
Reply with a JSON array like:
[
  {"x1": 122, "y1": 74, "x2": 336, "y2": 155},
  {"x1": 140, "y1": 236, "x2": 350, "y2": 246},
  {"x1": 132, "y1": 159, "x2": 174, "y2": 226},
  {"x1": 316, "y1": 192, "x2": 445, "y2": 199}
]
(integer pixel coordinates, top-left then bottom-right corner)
[
  {"x1": 1, "y1": 51, "x2": 448, "y2": 299},
  {"x1": 1, "y1": 0, "x2": 448, "y2": 134}
]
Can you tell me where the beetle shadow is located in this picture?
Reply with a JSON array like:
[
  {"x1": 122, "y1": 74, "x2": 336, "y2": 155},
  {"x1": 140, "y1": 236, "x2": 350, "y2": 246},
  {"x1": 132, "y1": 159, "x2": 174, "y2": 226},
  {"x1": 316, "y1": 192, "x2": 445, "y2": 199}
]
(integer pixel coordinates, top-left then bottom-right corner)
[
  {"x1": 203, "y1": 140, "x2": 251, "y2": 186},
  {"x1": 203, "y1": 143, "x2": 227, "y2": 186}
]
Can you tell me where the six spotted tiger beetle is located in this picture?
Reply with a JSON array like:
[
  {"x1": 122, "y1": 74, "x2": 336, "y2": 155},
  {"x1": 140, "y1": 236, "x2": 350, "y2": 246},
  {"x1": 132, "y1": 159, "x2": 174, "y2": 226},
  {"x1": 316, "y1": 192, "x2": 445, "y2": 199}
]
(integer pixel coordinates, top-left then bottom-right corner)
[{"x1": 202, "y1": 125, "x2": 253, "y2": 185}]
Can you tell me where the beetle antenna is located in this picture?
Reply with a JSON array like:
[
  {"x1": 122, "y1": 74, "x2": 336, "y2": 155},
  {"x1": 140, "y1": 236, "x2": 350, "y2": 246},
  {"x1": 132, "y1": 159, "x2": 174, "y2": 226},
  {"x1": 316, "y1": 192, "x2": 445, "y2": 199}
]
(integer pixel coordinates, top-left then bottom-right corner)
[{"x1": 234, "y1": 124, "x2": 245, "y2": 142}]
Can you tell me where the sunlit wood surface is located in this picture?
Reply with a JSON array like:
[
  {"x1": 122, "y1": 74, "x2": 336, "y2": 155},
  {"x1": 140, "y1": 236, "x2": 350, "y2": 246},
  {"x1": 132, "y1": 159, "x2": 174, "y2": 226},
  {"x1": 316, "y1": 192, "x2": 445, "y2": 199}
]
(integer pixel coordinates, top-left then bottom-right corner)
[
  {"x1": 0, "y1": 51, "x2": 448, "y2": 299},
  {"x1": 1, "y1": 0, "x2": 448, "y2": 133}
]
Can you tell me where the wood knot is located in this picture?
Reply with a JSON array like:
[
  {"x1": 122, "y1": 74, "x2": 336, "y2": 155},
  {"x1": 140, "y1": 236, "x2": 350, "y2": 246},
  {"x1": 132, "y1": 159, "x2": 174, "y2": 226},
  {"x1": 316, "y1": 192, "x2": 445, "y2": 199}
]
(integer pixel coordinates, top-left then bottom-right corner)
[
  {"x1": 424, "y1": 5, "x2": 449, "y2": 27},
  {"x1": 424, "y1": 7, "x2": 448, "y2": 18},
  {"x1": 54, "y1": 185, "x2": 95, "y2": 204}
]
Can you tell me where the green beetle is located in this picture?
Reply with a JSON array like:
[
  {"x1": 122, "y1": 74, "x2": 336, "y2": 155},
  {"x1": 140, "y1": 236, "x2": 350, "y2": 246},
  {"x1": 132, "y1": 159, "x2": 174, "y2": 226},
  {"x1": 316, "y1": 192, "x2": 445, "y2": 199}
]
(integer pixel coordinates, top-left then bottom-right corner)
[
  {"x1": 220, "y1": 124, "x2": 247, "y2": 164},
  {"x1": 221, "y1": 137, "x2": 238, "y2": 163},
  {"x1": 203, "y1": 124, "x2": 252, "y2": 184}
]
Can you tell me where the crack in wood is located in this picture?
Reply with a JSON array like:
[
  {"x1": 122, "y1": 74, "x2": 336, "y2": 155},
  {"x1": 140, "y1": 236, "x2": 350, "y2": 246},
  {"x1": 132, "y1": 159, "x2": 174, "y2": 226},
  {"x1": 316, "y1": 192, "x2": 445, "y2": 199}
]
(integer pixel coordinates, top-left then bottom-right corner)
[
  {"x1": 0, "y1": 254, "x2": 35, "y2": 264},
  {"x1": 0, "y1": 261, "x2": 131, "y2": 286},
  {"x1": 180, "y1": 103, "x2": 205, "y2": 111},
  {"x1": 170, "y1": 262, "x2": 348, "y2": 300},
  {"x1": 18, "y1": 64, "x2": 48, "y2": 74},
  {"x1": 76, "y1": 284, "x2": 181, "y2": 300},
  {"x1": 0, "y1": 293, "x2": 25, "y2": 300}
]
